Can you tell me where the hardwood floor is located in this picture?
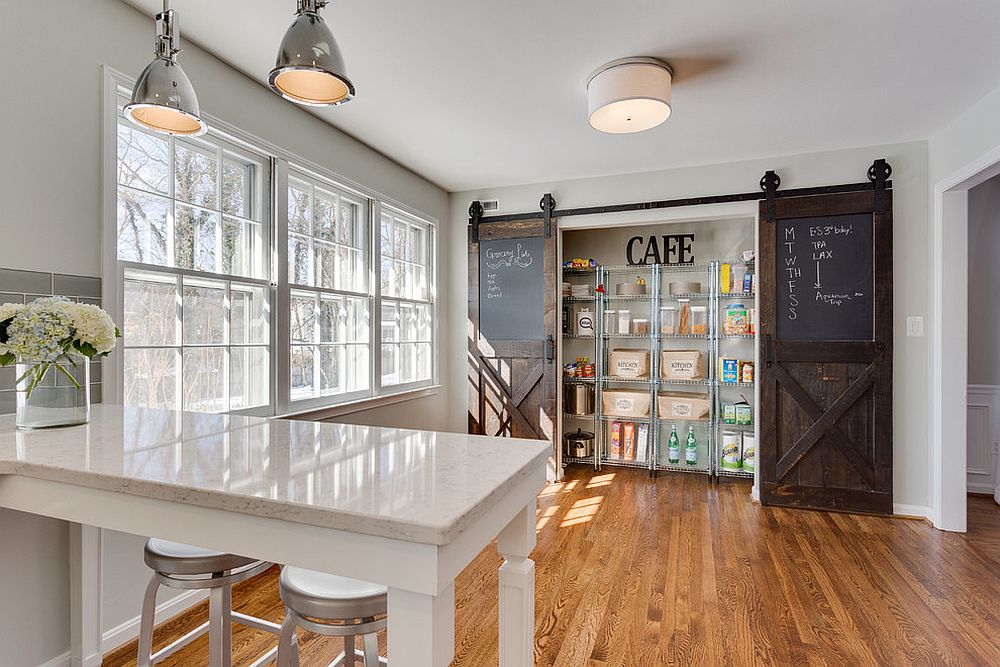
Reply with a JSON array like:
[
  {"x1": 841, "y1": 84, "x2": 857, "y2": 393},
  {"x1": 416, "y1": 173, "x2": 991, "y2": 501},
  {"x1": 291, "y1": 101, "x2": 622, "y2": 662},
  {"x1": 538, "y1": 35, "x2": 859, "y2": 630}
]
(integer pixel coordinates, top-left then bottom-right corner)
[{"x1": 103, "y1": 467, "x2": 1000, "y2": 666}]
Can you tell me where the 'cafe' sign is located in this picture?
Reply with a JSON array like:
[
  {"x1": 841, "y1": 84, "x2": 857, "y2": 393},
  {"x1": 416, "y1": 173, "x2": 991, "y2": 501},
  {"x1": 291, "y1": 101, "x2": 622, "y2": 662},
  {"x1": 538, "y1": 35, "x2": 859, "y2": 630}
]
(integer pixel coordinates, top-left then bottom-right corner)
[{"x1": 626, "y1": 233, "x2": 695, "y2": 265}]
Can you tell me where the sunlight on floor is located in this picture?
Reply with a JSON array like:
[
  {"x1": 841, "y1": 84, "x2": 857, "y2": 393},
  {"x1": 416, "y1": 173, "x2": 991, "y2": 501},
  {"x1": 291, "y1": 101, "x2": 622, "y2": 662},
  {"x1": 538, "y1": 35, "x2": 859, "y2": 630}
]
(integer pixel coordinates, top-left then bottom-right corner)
[
  {"x1": 585, "y1": 473, "x2": 616, "y2": 488},
  {"x1": 560, "y1": 495, "x2": 603, "y2": 528},
  {"x1": 535, "y1": 504, "x2": 559, "y2": 531}
]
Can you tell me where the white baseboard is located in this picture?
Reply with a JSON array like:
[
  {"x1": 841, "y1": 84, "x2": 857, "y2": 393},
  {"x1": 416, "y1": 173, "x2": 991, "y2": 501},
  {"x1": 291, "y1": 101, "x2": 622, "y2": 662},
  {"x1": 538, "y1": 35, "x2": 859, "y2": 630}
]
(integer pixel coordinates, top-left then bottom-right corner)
[
  {"x1": 893, "y1": 502, "x2": 932, "y2": 520},
  {"x1": 968, "y1": 481, "x2": 997, "y2": 494},
  {"x1": 102, "y1": 589, "x2": 208, "y2": 655},
  {"x1": 36, "y1": 652, "x2": 71, "y2": 667}
]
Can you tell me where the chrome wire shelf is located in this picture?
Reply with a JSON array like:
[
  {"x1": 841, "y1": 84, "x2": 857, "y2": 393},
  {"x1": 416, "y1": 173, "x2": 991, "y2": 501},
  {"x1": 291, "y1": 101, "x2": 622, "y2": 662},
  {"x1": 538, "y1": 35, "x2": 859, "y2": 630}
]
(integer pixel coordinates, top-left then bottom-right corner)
[
  {"x1": 658, "y1": 378, "x2": 713, "y2": 386},
  {"x1": 659, "y1": 333, "x2": 711, "y2": 340},
  {"x1": 563, "y1": 377, "x2": 596, "y2": 384},
  {"x1": 599, "y1": 415, "x2": 654, "y2": 424},
  {"x1": 716, "y1": 422, "x2": 754, "y2": 432},
  {"x1": 600, "y1": 376, "x2": 653, "y2": 384},
  {"x1": 603, "y1": 333, "x2": 658, "y2": 339},
  {"x1": 654, "y1": 462, "x2": 712, "y2": 474},
  {"x1": 563, "y1": 296, "x2": 596, "y2": 302},
  {"x1": 716, "y1": 468, "x2": 754, "y2": 479},
  {"x1": 563, "y1": 456, "x2": 596, "y2": 466},
  {"x1": 720, "y1": 292, "x2": 756, "y2": 299},
  {"x1": 564, "y1": 412, "x2": 596, "y2": 419},
  {"x1": 600, "y1": 456, "x2": 652, "y2": 470},
  {"x1": 602, "y1": 294, "x2": 652, "y2": 301},
  {"x1": 719, "y1": 334, "x2": 755, "y2": 340},
  {"x1": 563, "y1": 333, "x2": 596, "y2": 339},
  {"x1": 562, "y1": 267, "x2": 597, "y2": 275},
  {"x1": 661, "y1": 292, "x2": 711, "y2": 301},
  {"x1": 717, "y1": 381, "x2": 755, "y2": 388}
]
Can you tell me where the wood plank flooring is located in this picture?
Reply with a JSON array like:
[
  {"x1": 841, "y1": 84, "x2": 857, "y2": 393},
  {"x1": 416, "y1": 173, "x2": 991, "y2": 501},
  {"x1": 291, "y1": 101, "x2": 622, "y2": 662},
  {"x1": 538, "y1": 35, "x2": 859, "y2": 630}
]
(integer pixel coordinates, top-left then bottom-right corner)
[{"x1": 103, "y1": 467, "x2": 1000, "y2": 666}]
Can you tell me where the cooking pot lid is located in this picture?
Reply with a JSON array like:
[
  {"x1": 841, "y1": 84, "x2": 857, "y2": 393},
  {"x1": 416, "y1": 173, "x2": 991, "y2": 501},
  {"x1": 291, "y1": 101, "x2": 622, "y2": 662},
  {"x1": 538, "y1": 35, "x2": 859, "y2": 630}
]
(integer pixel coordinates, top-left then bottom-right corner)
[{"x1": 564, "y1": 427, "x2": 594, "y2": 441}]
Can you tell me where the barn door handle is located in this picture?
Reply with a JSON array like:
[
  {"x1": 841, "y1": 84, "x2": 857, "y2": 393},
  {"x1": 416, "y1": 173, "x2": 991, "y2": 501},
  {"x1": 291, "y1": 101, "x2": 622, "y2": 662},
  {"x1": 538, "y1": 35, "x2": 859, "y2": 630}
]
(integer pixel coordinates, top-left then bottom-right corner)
[
  {"x1": 546, "y1": 335, "x2": 555, "y2": 361},
  {"x1": 764, "y1": 334, "x2": 775, "y2": 368}
]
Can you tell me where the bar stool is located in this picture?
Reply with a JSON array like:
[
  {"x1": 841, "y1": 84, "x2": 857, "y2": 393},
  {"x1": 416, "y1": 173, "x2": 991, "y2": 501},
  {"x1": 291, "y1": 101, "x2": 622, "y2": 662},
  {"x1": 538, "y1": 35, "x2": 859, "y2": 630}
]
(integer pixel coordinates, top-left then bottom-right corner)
[
  {"x1": 277, "y1": 566, "x2": 388, "y2": 667},
  {"x1": 137, "y1": 539, "x2": 280, "y2": 667}
]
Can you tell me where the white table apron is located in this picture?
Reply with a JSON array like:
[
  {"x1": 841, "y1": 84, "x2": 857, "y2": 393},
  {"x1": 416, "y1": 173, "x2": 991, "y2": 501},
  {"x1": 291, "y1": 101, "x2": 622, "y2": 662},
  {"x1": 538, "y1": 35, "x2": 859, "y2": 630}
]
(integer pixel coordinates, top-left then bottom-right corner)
[{"x1": 0, "y1": 468, "x2": 543, "y2": 667}]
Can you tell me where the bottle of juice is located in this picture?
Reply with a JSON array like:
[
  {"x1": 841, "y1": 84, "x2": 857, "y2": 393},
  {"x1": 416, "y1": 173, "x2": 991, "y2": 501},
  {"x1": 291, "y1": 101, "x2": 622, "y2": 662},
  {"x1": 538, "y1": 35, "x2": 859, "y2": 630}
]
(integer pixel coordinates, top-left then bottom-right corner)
[
  {"x1": 667, "y1": 424, "x2": 680, "y2": 464},
  {"x1": 685, "y1": 426, "x2": 697, "y2": 465}
]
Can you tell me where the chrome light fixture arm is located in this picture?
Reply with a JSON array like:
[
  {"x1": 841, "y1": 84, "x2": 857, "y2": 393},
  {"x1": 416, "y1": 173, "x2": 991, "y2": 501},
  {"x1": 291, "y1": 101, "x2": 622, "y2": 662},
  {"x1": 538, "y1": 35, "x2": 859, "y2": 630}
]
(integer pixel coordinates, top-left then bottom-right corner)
[{"x1": 154, "y1": 4, "x2": 180, "y2": 61}]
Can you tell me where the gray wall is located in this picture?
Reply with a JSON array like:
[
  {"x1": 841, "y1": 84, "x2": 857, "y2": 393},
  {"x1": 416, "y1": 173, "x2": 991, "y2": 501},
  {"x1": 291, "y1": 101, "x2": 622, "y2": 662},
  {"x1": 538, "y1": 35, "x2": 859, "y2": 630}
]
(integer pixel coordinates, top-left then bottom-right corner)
[
  {"x1": 0, "y1": 1, "x2": 451, "y2": 664},
  {"x1": 967, "y1": 176, "x2": 1000, "y2": 384},
  {"x1": 449, "y1": 141, "x2": 933, "y2": 510}
]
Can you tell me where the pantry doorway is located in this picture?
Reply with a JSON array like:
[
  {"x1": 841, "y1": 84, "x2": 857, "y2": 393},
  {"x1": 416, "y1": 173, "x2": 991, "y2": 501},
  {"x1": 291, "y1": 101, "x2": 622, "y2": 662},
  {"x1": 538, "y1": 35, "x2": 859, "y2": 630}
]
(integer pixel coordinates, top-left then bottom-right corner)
[{"x1": 932, "y1": 143, "x2": 1000, "y2": 532}]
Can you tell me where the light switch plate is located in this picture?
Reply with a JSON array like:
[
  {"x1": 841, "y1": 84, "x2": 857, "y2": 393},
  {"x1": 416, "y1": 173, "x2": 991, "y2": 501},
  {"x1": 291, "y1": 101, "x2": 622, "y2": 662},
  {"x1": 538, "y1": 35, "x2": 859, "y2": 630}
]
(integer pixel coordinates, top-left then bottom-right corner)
[{"x1": 906, "y1": 316, "x2": 924, "y2": 337}]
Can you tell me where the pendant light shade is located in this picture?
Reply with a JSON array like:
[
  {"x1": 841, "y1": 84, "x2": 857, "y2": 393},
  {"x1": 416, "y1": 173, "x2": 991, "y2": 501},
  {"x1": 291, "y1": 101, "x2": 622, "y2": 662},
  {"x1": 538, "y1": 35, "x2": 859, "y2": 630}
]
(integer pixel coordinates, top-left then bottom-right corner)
[
  {"x1": 587, "y1": 57, "x2": 673, "y2": 134},
  {"x1": 124, "y1": 3, "x2": 207, "y2": 136},
  {"x1": 269, "y1": 0, "x2": 355, "y2": 106}
]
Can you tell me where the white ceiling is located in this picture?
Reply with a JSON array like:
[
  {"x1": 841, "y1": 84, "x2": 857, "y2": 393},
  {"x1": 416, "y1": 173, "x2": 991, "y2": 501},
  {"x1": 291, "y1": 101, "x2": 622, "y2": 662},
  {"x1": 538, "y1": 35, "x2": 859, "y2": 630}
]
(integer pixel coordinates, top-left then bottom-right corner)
[{"x1": 124, "y1": 1, "x2": 1000, "y2": 192}]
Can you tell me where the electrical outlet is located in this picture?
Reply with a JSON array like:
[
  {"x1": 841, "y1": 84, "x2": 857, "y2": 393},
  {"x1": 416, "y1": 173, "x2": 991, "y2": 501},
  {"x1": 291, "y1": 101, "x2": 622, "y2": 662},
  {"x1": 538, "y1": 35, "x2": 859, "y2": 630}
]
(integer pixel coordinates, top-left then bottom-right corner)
[{"x1": 993, "y1": 439, "x2": 1000, "y2": 455}]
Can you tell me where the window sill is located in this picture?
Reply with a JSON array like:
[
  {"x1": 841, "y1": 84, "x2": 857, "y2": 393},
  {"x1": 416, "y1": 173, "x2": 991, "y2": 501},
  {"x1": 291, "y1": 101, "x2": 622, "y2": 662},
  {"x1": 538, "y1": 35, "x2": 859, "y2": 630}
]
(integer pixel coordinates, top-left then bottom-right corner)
[{"x1": 278, "y1": 385, "x2": 442, "y2": 422}]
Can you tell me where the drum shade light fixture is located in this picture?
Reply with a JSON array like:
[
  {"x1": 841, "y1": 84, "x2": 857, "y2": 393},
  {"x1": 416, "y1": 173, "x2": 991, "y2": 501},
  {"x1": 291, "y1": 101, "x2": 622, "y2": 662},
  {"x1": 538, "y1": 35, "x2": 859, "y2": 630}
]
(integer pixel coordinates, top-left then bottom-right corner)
[
  {"x1": 587, "y1": 57, "x2": 673, "y2": 134},
  {"x1": 124, "y1": 1, "x2": 207, "y2": 136},
  {"x1": 269, "y1": 0, "x2": 355, "y2": 106}
]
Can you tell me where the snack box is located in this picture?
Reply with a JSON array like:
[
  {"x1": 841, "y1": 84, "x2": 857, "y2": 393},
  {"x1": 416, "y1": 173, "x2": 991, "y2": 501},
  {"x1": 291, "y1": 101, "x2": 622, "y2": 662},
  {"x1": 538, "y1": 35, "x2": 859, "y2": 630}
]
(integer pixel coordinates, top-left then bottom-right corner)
[{"x1": 720, "y1": 358, "x2": 739, "y2": 384}]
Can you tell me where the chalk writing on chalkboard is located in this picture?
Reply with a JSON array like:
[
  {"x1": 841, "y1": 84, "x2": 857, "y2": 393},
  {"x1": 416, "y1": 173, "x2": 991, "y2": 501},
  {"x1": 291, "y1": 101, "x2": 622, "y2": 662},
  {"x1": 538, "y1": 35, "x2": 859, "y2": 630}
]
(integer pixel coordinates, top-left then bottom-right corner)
[
  {"x1": 479, "y1": 237, "x2": 545, "y2": 341},
  {"x1": 776, "y1": 213, "x2": 873, "y2": 341}
]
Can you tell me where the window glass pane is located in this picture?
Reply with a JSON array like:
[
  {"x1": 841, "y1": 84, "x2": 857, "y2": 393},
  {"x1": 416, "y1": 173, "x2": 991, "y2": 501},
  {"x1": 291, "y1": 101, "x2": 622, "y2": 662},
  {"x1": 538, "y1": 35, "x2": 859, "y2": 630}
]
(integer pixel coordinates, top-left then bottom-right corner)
[
  {"x1": 393, "y1": 220, "x2": 408, "y2": 259},
  {"x1": 183, "y1": 278, "x2": 226, "y2": 345},
  {"x1": 315, "y1": 240, "x2": 337, "y2": 289},
  {"x1": 222, "y1": 217, "x2": 256, "y2": 278},
  {"x1": 380, "y1": 344, "x2": 399, "y2": 387},
  {"x1": 175, "y1": 205, "x2": 219, "y2": 273},
  {"x1": 400, "y1": 343, "x2": 417, "y2": 384},
  {"x1": 349, "y1": 344, "x2": 370, "y2": 392},
  {"x1": 288, "y1": 180, "x2": 311, "y2": 235},
  {"x1": 380, "y1": 215, "x2": 393, "y2": 258},
  {"x1": 380, "y1": 257, "x2": 395, "y2": 296},
  {"x1": 174, "y1": 140, "x2": 218, "y2": 208},
  {"x1": 314, "y1": 191, "x2": 338, "y2": 242},
  {"x1": 231, "y1": 347, "x2": 269, "y2": 409},
  {"x1": 288, "y1": 234, "x2": 310, "y2": 286},
  {"x1": 290, "y1": 346, "x2": 315, "y2": 399},
  {"x1": 416, "y1": 342, "x2": 432, "y2": 381},
  {"x1": 117, "y1": 187, "x2": 169, "y2": 266},
  {"x1": 400, "y1": 302, "x2": 417, "y2": 342},
  {"x1": 417, "y1": 304, "x2": 432, "y2": 342},
  {"x1": 117, "y1": 124, "x2": 169, "y2": 194},
  {"x1": 124, "y1": 348, "x2": 178, "y2": 409},
  {"x1": 222, "y1": 158, "x2": 251, "y2": 218},
  {"x1": 123, "y1": 271, "x2": 177, "y2": 347},
  {"x1": 319, "y1": 345, "x2": 342, "y2": 396},
  {"x1": 381, "y1": 302, "x2": 399, "y2": 343},
  {"x1": 183, "y1": 347, "x2": 226, "y2": 412},
  {"x1": 231, "y1": 284, "x2": 268, "y2": 345},
  {"x1": 340, "y1": 200, "x2": 359, "y2": 247},
  {"x1": 347, "y1": 297, "x2": 369, "y2": 344},
  {"x1": 319, "y1": 296, "x2": 343, "y2": 343},
  {"x1": 290, "y1": 293, "x2": 316, "y2": 344},
  {"x1": 408, "y1": 225, "x2": 424, "y2": 263},
  {"x1": 412, "y1": 265, "x2": 427, "y2": 301}
]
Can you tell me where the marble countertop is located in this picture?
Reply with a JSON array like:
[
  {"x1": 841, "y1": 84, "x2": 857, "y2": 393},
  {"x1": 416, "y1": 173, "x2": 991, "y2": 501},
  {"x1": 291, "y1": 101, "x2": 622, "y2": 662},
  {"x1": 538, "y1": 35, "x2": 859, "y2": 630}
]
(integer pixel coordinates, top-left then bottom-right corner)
[{"x1": 0, "y1": 406, "x2": 550, "y2": 545}]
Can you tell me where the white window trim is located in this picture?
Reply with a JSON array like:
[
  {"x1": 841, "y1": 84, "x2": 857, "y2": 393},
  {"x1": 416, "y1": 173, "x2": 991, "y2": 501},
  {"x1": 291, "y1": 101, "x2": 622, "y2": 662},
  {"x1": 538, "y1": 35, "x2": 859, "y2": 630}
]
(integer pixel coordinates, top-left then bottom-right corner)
[{"x1": 101, "y1": 66, "x2": 439, "y2": 417}]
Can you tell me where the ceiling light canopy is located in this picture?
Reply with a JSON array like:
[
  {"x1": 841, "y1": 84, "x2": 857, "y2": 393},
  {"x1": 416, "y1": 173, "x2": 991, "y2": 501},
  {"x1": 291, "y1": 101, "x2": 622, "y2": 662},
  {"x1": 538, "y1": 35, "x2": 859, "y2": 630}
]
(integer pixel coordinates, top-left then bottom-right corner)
[
  {"x1": 124, "y1": 1, "x2": 207, "y2": 136},
  {"x1": 587, "y1": 57, "x2": 673, "y2": 134},
  {"x1": 269, "y1": 0, "x2": 355, "y2": 107}
]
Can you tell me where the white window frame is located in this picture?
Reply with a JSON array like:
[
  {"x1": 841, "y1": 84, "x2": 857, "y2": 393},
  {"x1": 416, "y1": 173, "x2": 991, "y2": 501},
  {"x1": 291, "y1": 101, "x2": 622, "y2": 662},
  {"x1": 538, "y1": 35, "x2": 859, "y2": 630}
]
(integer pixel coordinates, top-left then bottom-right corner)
[{"x1": 102, "y1": 67, "x2": 438, "y2": 418}]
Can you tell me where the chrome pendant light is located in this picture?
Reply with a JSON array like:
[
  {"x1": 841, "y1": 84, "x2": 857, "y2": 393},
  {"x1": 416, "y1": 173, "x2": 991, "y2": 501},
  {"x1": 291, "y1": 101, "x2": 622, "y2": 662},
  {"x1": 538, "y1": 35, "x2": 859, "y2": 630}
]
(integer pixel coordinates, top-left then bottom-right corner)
[
  {"x1": 269, "y1": 0, "x2": 355, "y2": 106},
  {"x1": 124, "y1": 1, "x2": 207, "y2": 136}
]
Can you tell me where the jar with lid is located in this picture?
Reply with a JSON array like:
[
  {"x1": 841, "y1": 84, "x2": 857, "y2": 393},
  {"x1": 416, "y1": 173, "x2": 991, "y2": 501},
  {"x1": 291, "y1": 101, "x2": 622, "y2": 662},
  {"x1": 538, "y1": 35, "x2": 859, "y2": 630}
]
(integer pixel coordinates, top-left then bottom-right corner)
[
  {"x1": 690, "y1": 306, "x2": 708, "y2": 335},
  {"x1": 604, "y1": 310, "x2": 617, "y2": 334},
  {"x1": 660, "y1": 306, "x2": 677, "y2": 335}
]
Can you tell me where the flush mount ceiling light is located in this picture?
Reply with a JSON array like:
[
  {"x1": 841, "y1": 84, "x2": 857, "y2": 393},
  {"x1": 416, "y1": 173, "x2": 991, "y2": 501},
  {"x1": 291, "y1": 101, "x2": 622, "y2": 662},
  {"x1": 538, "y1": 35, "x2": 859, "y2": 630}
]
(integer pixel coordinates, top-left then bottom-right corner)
[
  {"x1": 269, "y1": 0, "x2": 355, "y2": 107},
  {"x1": 587, "y1": 57, "x2": 673, "y2": 134},
  {"x1": 124, "y1": 1, "x2": 207, "y2": 136}
]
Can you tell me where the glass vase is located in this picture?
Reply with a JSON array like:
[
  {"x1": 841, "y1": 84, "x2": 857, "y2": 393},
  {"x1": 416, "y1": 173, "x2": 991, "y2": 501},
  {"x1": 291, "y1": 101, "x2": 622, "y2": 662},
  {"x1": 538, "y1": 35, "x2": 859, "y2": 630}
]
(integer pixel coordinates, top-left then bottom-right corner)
[{"x1": 15, "y1": 356, "x2": 90, "y2": 429}]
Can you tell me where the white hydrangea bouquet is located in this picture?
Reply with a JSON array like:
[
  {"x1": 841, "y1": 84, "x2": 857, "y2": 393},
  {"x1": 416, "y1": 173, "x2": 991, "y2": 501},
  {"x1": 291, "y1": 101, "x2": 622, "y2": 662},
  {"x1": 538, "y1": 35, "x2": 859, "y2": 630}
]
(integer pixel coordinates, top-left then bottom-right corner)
[{"x1": 0, "y1": 297, "x2": 121, "y2": 399}]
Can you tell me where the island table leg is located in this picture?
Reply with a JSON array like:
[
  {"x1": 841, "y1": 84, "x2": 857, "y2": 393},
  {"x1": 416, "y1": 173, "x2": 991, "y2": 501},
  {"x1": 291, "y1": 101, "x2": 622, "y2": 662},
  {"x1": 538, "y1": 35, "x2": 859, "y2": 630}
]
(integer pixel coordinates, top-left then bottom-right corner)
[
  {"x1": 387, "y1": 584, "x2": 455, "y2": 666},
  {"x1": 497, "y1": 501, "x2": 537, "y2": 667}
]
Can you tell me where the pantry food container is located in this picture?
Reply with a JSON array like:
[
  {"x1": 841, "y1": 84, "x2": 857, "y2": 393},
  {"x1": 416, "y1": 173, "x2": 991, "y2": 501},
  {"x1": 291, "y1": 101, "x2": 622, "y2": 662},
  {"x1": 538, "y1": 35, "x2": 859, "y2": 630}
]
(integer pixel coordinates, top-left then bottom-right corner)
[
  {"x1": 615, "y1": 281, "x2": 647, "y2": 296},
  {"x1": 631, "y1": 318, "x2": 650, "y2": 335},
  {"x1": 668, "y1": 281, "x2": 701, "y2": 295},
  {"x1": 562, "y1": 429, "x2": 595, "y2": 458},
  {"x1": 660, "y1": 349, "x2": 705, "y2": 380},
  {"x1": 564, "y1": 383, "x2": 595, "y2": 415},
  {"x1": 575, "y1": 307, "x2": 595, "y2": 335},
  {"x1": 609, "y1": 348, "x2": 650, "y2": 379},
  {"x1": 617, "y1": 310, "x2": 631, "y2": 335},
  {"x1": 657, "y1": 391, "x2": 711, "y2": 420},
  {"x1": 659, "y1": 306, "x2": 677, "y2": 334},
  {"x1": 601, "y1": 389, "x2": 651, "y2": 418},
  {"x1": 690, "y1": 306, "x2": 708, "y2": 335},
  {"x1": 603, "y1": 309, "x2": 617, "y2": 332}
]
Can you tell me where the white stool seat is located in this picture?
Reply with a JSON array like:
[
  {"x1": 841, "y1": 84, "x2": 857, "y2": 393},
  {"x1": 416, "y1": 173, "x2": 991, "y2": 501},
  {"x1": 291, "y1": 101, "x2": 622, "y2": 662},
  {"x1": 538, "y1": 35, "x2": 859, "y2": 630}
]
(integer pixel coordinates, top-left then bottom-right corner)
[
  {"x1": 281, "y1": 566, "x2": 387, "y2": 619},
  {"x1": 144, "y1": 538, "x2": 258, "y2": 575}
]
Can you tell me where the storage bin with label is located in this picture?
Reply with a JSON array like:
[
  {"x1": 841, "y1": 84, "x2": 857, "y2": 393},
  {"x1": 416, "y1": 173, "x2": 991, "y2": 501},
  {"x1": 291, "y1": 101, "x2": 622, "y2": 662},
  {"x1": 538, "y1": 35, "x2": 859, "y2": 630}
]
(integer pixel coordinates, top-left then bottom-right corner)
[
  {"x1": 660, "y1": 349, "x2": 705, "y2": 380},
  {"x1": 601, "y1": 390, "x2": 652, "y2": 418},
  {"x1": 657, "y1": 391, "x2": 711, "y2": 420},
  {"x1": 609, "y1": 348, "x2": 650, "y2": 379}
]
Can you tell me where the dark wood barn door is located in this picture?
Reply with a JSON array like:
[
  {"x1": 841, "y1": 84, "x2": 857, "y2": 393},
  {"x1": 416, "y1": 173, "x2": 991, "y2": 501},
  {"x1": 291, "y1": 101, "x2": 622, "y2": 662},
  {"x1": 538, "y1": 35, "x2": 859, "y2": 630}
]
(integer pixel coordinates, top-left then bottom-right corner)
[
  {"x1": 759, "y1": 188, "x2": 893, "y2": 515},
  {"x1": 468, "y1": 210, "x2": 557, "y2": 459}
]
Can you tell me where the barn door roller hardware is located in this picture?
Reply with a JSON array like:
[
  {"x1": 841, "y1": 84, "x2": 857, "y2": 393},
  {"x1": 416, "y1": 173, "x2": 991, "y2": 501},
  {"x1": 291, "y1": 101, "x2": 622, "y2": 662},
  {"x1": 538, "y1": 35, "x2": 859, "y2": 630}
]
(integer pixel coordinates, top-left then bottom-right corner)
[{"x1": 470, "y1": 160, "x2": 892, "y2": 227}]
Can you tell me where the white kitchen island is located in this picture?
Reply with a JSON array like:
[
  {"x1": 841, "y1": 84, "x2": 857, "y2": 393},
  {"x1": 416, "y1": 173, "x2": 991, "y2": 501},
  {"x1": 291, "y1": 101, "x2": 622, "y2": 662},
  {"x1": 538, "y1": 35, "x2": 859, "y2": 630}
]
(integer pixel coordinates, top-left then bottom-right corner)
[{"x1": 0, "y1": 406, "x2": 549, "y2": 667}]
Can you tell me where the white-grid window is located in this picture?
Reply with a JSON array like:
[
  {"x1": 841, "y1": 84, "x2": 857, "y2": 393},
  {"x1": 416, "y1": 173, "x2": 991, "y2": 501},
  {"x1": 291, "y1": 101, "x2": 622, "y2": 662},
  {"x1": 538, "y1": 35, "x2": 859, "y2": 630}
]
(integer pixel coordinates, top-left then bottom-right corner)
[
  {"x1": 110, "y1": 74, "x2": 436, "y2": 418},
  {"x1": 379, "y1": 208, "x2": 434, "y2": 387},
  {"x1": 115, "y1": 90, "x2": 272, "y2": 414},
  {"x1": 286, "y1": 170, "x2": 371, "y2": 403}
]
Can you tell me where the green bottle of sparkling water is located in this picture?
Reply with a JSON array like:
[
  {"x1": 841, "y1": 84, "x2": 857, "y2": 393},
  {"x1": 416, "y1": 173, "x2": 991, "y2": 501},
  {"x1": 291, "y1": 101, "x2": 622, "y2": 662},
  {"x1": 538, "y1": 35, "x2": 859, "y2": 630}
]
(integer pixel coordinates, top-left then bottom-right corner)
[
  {"x1": 685, "y1": 426, "x2": 697, "y2": 465},
  {"x1": 667, "y1": 424, "x2": 680, "y2": 464}
]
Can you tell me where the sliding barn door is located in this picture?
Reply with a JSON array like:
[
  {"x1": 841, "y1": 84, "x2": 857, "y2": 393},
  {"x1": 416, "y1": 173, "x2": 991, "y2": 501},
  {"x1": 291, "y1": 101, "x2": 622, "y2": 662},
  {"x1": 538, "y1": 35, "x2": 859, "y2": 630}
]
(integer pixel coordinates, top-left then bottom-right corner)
[
  {"x1": 468, "y1": 213, "x2": 557, "y2": 456},
  {"x1": 759, "y1": 188, "x2": 893, "y2": 515}
]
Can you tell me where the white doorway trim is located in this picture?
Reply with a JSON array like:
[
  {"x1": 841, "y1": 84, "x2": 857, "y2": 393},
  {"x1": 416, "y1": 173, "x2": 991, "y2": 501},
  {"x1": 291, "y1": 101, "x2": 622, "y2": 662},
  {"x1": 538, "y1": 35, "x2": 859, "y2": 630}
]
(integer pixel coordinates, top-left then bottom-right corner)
[{"x1": 931, "y1": 143, "x2": 1000, "y2": 532}]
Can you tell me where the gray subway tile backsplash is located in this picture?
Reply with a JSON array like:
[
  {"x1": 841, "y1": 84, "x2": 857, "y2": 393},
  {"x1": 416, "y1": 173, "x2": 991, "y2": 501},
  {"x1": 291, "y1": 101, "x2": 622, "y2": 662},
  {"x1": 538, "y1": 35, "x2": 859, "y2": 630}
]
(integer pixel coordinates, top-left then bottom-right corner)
[
  {"x1": 53, "y1": 274, "x2": 102, "y2": 299},
  {"x1": 0, "y1": 267, "x2": 103, "y2": 414},
  {"x1": 0, "y1": 268, "x2": 52, "y2": 294}
]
